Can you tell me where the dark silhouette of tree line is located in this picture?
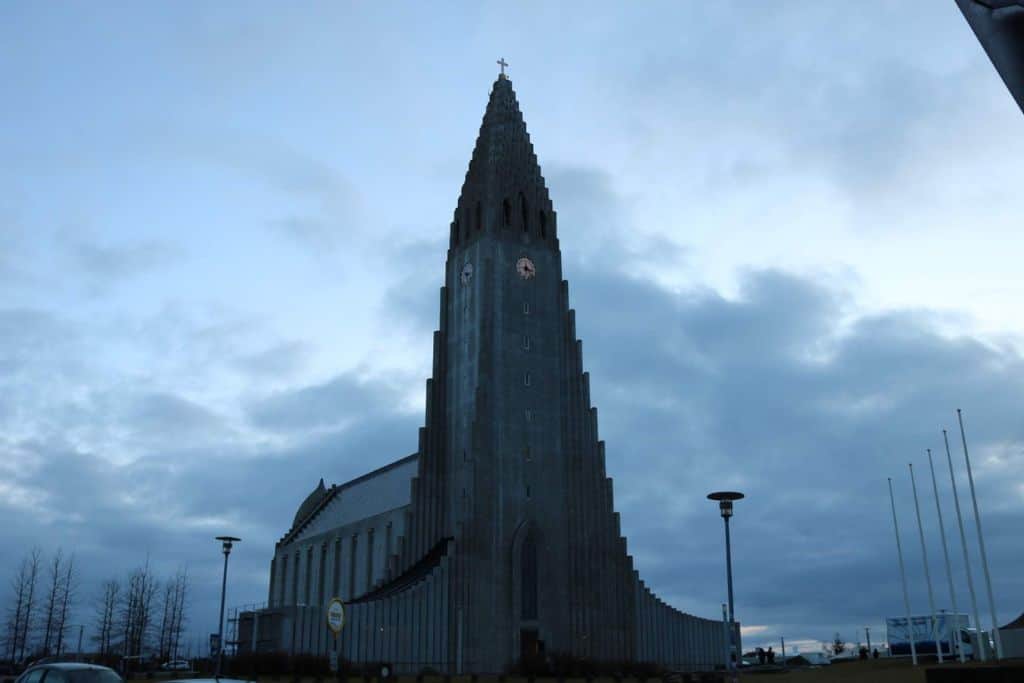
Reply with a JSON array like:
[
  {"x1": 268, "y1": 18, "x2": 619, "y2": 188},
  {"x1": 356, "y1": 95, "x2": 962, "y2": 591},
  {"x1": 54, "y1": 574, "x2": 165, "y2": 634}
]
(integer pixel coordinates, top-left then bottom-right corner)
[{"x1": 2, "y1": 548, "x2": 190, "y2": 666}]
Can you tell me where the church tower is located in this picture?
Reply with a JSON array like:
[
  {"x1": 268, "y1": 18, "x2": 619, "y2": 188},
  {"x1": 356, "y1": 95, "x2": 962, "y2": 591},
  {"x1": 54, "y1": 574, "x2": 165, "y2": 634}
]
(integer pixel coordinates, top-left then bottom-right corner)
[
  {"x1": 246, "y1": 71, "x2": 731, "y2": 676},
  {"x1": 393, "y1": 72, "x2": 635, "y2": 669}
]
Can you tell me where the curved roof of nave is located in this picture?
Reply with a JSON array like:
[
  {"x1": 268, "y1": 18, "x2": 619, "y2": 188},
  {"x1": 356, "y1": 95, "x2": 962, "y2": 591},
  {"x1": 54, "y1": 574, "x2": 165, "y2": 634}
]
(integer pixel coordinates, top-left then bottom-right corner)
[
  {"x1": 279, "y1": 452, "x2": 418, "y2": 548},
  {"x1": 291, "y1": 477, "x2": 328, "y2": 528}
]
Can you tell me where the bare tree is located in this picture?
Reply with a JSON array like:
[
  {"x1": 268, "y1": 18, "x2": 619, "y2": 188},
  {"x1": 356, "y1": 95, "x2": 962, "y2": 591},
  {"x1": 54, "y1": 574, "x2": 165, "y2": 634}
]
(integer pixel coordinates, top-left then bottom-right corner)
[
  {"x1": 156, "y1": 580, "x2": 174, "y2": 661},
  {"x1": 93, "y1": 580, "x2": 120, "y2": 657},
  {"x1": 3, "y1": 552, "x2": 33, "y2": 661},
  {"x1": 4, "y1": 561, "x2": 26, "y2": 660},
  {"x1": 2, "y1": 548, "x2": 43, "y2": 662},
  {"x1": 119, "y1": 559, "x2": 159, "y2": 659},
  {"x1": 168, "y1": 568, "x2": 188, "y2": 661},
  {"x1": 54, "y1": 554, "x2": 76, "y2": 655},
  {"x1": 156, "y1": 569, "x2": 190, "y2": 662},
  {"x1": 39, "y1": 549, "x2": 65, "y2": 656},
  {"x1": 17, "y1": 548, "x2": 42, "y2": 662}
]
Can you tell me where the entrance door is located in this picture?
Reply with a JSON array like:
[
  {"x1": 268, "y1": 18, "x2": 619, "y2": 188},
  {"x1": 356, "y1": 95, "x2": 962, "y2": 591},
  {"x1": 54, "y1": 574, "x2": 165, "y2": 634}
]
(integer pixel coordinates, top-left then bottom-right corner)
[{"x1": 520, "y1": 628, "x2": 541, "y2": 661}]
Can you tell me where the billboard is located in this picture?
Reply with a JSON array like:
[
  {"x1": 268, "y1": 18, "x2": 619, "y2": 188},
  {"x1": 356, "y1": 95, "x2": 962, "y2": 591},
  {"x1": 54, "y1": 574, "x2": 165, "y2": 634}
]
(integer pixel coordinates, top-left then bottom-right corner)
[{"x1": 886, "y1": 613, "x2": 969, "y2": 655}]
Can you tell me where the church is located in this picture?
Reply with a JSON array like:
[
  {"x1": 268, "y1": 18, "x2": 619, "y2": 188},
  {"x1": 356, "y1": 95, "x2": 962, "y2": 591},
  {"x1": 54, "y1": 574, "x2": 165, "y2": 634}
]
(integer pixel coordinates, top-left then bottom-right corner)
[{"x1": 237, "y1": 71, "x2": 734, "y2": 674}]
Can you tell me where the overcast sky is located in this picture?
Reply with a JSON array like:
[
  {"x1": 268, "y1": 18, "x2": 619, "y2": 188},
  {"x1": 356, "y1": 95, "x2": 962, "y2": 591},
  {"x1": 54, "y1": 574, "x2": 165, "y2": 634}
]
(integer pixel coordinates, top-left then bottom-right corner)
[{"x1": 2, "y1": 1, "x2": 1023, "y2": 656}]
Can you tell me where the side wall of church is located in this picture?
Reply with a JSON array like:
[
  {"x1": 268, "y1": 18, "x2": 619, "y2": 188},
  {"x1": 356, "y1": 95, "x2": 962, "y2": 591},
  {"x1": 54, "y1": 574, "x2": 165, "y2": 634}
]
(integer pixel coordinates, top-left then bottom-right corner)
[
  {"x1": 258, "y1": 554, "x2": 453, "y2": 673},
  {"x1": 269, "y1": 504, "x2": 409, "y2": 619},
  {"x1": 630, "y1": 572, "x2": 734, "y2": 672}
]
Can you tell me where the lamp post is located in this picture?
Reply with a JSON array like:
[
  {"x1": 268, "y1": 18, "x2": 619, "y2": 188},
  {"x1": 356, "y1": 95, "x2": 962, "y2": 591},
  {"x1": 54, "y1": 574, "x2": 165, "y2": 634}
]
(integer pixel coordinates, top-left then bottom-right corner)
[
  {"x1": 708, "y1": 491, "x2": 744, "y2": 677},
  {"x1": 215, "y1": 536, "x2": 241, "y2": 677}
]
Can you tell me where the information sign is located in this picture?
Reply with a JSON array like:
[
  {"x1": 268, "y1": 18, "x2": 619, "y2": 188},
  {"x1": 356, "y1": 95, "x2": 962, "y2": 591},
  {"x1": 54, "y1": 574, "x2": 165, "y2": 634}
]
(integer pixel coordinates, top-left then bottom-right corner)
[{"x1": 326, "y1": 598, "x2": 346, "y2": 634}]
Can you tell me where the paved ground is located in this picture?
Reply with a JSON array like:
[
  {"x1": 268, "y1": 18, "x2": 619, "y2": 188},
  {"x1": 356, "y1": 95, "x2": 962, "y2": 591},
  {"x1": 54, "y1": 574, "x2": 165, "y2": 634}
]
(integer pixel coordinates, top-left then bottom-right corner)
[
  {"x1": 125, "y1": 659, "x2": 1024, "y2": 683},
  {"x1": 745, "y1": 658, "x2": 926, "y2": 682}
]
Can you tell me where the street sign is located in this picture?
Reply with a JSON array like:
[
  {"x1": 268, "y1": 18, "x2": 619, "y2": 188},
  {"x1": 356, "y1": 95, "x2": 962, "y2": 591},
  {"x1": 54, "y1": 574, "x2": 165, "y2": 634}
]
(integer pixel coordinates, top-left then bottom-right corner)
[{"x1": 326, "y1": 598, "x2": 345, "y2": 633}]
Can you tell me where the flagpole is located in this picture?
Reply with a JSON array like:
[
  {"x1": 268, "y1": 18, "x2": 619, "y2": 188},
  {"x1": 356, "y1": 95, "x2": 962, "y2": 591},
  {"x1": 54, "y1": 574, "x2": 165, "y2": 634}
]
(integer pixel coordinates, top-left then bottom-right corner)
[
  {"x1": 888, "y1": 477, "x2": 918, "y2": 666},
  {"x1": 957, "y1": 409, "x2": 1003, "y2": 660},
  {"x1": 944, "y1": 429, "x2": 985, "y2": 662},
  {"x1": 909, "y1": 463, "x2": 942, "y2": 662},
  {"x1": 928, "y1": 447, "x2": 964, "y2": 663}
]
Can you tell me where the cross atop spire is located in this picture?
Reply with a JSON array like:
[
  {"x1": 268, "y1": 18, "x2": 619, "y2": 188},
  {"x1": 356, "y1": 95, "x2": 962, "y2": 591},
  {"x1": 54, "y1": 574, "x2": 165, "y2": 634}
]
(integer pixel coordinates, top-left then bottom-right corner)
[
  {"x1": 497, "y1": 57, "x2": 508, "y2": 78},
  {"x1": 448, "y1": 72, "x2": 556, "y2": 250}
]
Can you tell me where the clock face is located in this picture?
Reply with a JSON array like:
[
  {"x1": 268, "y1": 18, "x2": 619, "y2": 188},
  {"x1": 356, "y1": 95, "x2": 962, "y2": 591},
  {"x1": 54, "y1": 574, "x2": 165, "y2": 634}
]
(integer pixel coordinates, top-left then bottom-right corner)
[
  {"x1": 460, "y1": 262, "x2": 474, "y2": 285},
  {"x1": 516, "y1": 257, "x2": 536, "y2": 280}
]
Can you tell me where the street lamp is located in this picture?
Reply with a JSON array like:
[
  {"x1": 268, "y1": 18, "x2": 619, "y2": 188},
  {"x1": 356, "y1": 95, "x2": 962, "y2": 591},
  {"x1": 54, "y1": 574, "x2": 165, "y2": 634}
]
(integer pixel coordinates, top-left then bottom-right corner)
[
  {"x1": 215, "y1": 536, "x2": 241, "y2": 677},
  {"x1": 708, "y1": 491, "x2": 744, "y2": 675}
]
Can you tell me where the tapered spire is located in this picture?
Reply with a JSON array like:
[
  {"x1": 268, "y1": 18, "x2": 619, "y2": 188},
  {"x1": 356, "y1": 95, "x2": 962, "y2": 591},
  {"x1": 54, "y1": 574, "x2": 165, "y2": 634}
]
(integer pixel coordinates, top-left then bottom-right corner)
[{"x1": 449, "y1": 76, "x2": 557, "y2": 248}]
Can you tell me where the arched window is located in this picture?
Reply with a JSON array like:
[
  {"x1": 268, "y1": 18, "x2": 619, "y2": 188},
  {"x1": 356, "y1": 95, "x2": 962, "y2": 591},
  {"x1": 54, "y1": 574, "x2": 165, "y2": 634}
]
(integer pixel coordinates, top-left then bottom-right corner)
[
  {"x1": 520, "y1": 193, "x2": 529, "y2": 233},
  {"x1": 503, "y1": 198, "x2": 511, "y2": 228},
  {"x1": 538, "y1": 210, "x2": 547, "y2": 238},
  {"x1": 475, "y1": 202, "x2": 483, "y2": 232},
  {"x1": 521, "y1": 534, "x2": 538, "y2": 619}
]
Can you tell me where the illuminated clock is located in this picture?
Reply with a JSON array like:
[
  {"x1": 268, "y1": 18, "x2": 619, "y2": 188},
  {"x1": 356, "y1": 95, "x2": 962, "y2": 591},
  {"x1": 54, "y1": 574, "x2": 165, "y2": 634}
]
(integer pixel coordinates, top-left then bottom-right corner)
[
  {"x1": 516, "y1": 257, "x2": 536, "y2": 280},
  {"x1": 460, "y1": 262, "x2": 474, "y2": 285}
]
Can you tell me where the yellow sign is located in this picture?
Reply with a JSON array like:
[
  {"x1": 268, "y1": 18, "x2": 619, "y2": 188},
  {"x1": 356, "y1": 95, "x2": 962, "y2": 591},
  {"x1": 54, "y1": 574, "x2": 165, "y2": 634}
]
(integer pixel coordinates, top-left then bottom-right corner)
[{"x1": 326, "y1": 598, "x2": 345, "y2": 633}]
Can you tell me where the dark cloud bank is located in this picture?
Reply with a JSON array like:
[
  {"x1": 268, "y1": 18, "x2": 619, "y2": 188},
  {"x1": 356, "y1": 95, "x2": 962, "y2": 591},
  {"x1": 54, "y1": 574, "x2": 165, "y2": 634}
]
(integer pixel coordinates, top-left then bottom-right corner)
[{"x1": 3, "y1": 244, "x2": 1023, "y2": 649}]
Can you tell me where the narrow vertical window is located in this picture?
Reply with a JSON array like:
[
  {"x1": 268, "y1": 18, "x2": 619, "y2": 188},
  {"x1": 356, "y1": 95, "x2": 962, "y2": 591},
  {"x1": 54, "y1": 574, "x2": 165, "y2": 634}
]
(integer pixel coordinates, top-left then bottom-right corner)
[
  {"x1": 522, "y1": 534, "x2": 538, "y2": 619},
  {"x1": 524, "y1": 372, "x2": 531, "y2": 387},
  {"x1": 268, "y1": 558, "x2": 277, "y2": 607},
  {"x1": 279, "y1": 556, "x2": 288, "y2": 606},
  {"x1": 318, "y1": 544, "x2": 327, "y2": 605},
  {"x1": 525, "y1": 446, "x2": 532, "y2": 462},
  {"x1": 304, "y1": 546, "x2": 313, "y2": 605},
  {"x1": 332, "y1": 538, "x2": 341, "y2": 598},
  {"x1": 526, "y1": 485, "x2": 532, "y2": 499},
  {"x1": 386, "y1": 523, "x2": 393, "y2": 563},
  {"x1": 366, "y1": 529, "x2": 375, "y2": 590},
  {"x1": 348, "y1": 535, "x2": 358, "y2": 598},
  {"x1": 523, "y1": 334, "x2": 530, "y2": 350},
  {"x1": 452, "y1": 220, "x2": 460, "y2": 246},
  {"x1": 520, "y1": 193, "x2": 529, "y2": 233},
  {"x1": 503, "y1": 198, "x2": 511, "y2": 228},
  {"x1": 523, "y1": 301, "x2": 530, "y2": 314},
  {"x1": 525, "y1": 408, "x2": 532, "y2": 422},
  {"x1": 539, "y1": 210, "x2": 547, "y2": 238},
  {"x1": 463, "y1": 210, "x2": 470, "y2": 240},
  {"x1": 292, "y1": 552, "x2": 300, "y2": 605},
  {"x1": 475, "y1": 202, "x2": 483, "y2": 232}
]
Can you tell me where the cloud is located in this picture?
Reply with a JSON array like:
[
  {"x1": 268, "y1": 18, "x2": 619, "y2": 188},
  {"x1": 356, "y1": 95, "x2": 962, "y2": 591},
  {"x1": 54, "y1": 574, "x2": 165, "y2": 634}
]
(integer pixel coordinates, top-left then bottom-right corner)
[
  {"x1": 246, "y1": 371, "x2": 405, "y2": 433},
  {"x1": 2, "y1": 1, "x2": 1024, "y2": 656},
  {"x1": 70, "y1": 239, "x2": 181, "y2": 285},
  {"x1": 563, "y1": 262, "x2": 1024, "y2": 645},
  {"x1": 2, "y1": 239, "x2": 1023, "y2": 651},
  {"x1": 234, "y1": 340, "x2": 309, "y2": 377},
  {"x1": 127, "y1": 391, "x2": 229, "y2": 438}
]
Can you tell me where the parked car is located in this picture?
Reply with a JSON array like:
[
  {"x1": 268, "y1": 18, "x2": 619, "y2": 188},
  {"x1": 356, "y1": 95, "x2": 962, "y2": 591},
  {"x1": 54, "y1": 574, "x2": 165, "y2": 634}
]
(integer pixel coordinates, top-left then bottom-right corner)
[
  {"x1": 2, "y1": 661, "x2": 21, "y2": 683},
  {"x1": 15, "y1": 663, "x2": 122, "y2": 683},
  {"x1": 159, "y1": 662, "x2": 189, "y2": 672}
]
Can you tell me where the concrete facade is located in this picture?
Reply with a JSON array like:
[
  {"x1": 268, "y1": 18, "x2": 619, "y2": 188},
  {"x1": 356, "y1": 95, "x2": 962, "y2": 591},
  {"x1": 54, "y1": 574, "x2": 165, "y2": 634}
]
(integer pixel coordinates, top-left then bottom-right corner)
[{"x1": 238, "y1": 75, "x2": 734, "y2": 673}]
